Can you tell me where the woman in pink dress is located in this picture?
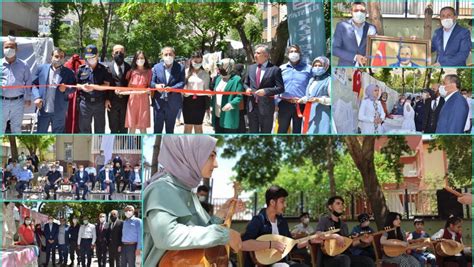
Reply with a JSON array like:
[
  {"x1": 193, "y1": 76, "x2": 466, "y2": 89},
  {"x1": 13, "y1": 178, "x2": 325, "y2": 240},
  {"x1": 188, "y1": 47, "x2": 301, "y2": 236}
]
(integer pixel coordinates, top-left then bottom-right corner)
[{"x1": 124, "y1": 51, "x2": 152, "y2": 133}]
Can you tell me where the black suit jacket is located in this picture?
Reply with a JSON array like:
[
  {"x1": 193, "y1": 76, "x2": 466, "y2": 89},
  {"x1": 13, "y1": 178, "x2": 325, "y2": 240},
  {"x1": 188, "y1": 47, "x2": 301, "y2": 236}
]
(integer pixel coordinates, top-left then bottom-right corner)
[
  {"x1": 423, "y1": 97, "x2": 445, "y2": 133},
  {"x1": 95, "y1": 222, "x2": 111, "y2": 246},
  {"x1": 244, "y1": 62, "x2": 284, "y2": 116},
  {"x1": 108, "y1": 219, "x2": 123, "y2": 248},
  {"x1": 106, "y1": 61, "x2": 131, "y2": 102}
]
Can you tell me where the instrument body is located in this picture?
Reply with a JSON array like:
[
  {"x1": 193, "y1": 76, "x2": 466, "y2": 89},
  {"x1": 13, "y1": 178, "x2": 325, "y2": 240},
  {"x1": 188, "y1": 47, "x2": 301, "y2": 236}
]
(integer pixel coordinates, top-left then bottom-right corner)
[
  {"x1": 322, "y1": 227, "x2": 395, "y2": 256},
  {"x1": 255, "y1": 228, "x2": 339, "y2": 265},
  {"x1": 433, "y1": 239, "x2": 464, "y2": 257},
  {"x1": 158, "y1": 182, "x2": 242, "y2": 267},
  {"x1": 383, "y1": 238, "x2": 431, "y2": 257}
]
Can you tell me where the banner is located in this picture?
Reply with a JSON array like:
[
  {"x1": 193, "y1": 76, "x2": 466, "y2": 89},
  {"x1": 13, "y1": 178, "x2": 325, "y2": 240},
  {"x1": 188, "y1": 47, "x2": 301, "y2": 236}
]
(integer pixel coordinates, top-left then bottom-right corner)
[
  {"x1": 287, "y1": 0, "x2": 326, "y2": 63},
  {"x1": 101, "y1": 135, "x2": 115, "y2": 165}
]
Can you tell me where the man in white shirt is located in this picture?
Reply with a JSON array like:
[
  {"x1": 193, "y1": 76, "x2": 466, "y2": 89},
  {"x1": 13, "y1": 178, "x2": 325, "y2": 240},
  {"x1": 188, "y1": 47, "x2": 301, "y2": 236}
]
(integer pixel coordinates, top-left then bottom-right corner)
[{"x1": 78, "y1": 216, "x2": 96, "y2": 267}]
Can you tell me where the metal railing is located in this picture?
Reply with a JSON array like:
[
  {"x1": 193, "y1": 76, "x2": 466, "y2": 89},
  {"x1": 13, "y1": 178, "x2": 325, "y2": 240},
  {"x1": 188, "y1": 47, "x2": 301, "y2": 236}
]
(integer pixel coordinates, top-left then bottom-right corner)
[{"x1": 91, "y1": 135, "x2": 142, "y2": 155}]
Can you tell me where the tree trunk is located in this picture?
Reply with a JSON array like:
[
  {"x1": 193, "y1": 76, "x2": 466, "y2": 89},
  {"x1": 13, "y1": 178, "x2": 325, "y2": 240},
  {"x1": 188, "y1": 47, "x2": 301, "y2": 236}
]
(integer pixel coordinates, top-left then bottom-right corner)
[
  {"x1": 99, "y1": 1, "x2": 113, "y2": 62},
  {"x1": 368, "y1": 1, "x2": 384, "y2": 35},
  {"x1": 151, "y1": 136, "x2": 162, "y2": 174},
  {"x1": 327, "y1": 137, "x2": 336, "y2": 196},
  {"x1": 8, "y1": 136, "x2": 18, "y2": 160},
  {"x1": 423, "y1": 3, "x2": 433, "y2": 41},
  {"x1": 271, "y1": 19, "x2": 289, "y2": 66},
  {"x1": 235, "y1": 23, "x2": 254, "y2": 63},
  {"x1": 344, "y1": 136, "x2": 389, "y2": 229}
]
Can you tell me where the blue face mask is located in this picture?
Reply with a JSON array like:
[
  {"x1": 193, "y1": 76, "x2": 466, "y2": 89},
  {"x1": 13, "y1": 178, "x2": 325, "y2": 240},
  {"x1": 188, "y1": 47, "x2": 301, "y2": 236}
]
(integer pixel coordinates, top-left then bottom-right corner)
[{"x1": 312, "y1": 67, "x2": 326, "y2": 77}]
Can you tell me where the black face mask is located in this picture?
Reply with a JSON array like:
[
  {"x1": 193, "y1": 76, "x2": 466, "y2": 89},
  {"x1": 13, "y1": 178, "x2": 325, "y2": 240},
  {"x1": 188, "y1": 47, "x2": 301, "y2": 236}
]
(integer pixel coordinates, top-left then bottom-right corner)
[
  {"x1": 110, "y1": 216, "x2": 117, "y2": 222},
  {"x1": 114, "y1": 53, "x2": 125, "y2": 65},
  {"x1": 332, "y1": 210, "x2": 343, "y2": 217},
  {"x1": 219, "y1": 68, "x2": 228, "y2": 76}
]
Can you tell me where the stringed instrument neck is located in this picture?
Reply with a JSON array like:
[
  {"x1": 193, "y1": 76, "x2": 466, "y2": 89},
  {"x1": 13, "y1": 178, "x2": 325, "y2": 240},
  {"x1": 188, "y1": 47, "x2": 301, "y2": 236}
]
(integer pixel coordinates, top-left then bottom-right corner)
[
  {"x1": 352, "y1": 227, "x2": 395, "y2": 241},
  {"x1": 222, "y1": 182, "x2": 242, "y2": 228}
]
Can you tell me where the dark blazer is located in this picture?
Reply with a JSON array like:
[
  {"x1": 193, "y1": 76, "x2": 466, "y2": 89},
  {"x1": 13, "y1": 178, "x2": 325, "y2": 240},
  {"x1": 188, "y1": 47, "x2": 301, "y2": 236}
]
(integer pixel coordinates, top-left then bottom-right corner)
[
  {"x1": 151, "y1": 61, "x2": 185, "y2": 110},
  {"x1": 432, "y1": 24, "x2": 471, "y2": 66},
  {"x1": 32, "y1": 64, "x2": 76, "y2": 115},
  {"x1": 436, "y1": 91, "x2": 469, "y2": 133},
  {"x1": 332, "y1": 19, "x2": 376, "y2": 66},
  {"x1": 105, "y1": 61, "x2": 131, "y2": 101},
  {"x1": 244, "y1": 62, "x2": 284, "y2": 116},
  {"x1": 98, "y1": 169, "x2": 115, "y2": 188},
  {"x1": 423, "y1": 97, "x2": 445, "y2": 133},
  {"x1": 44, "y1": 223, "x2": 59, "y2": 243},
  {"x1": 72, "y1": 171, "x2": 90, "y2": 185},
  {"x1": 46, "y1": 171, "x2": 62, "y2": 184},
  {"x1": 108, "y1": 219, "x2": 123, "y2": 248},
  {"x1": 95, "y1": 222, "x2": 111, "y2": 245}
]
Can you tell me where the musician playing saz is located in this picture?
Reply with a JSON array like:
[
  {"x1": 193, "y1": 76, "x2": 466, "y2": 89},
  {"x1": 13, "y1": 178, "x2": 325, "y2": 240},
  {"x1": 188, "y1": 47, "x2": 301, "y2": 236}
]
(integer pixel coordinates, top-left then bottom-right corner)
[
  {"x1": 431, "y1": 215, "x2": 469, "y2": 266},
  {"x1": 242, "y1": 186, "x2": 311, "y2": 267},
  {"x1": 315, "y1": 196, "x2": 375, "y2": 267}
]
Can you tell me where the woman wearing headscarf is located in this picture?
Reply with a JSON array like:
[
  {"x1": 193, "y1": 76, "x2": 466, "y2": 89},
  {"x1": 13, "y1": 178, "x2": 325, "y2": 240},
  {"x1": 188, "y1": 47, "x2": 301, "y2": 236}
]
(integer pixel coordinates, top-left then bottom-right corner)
[
  {"x1": 298, "y1": 56, "x2": 331, "y2": 134},
  {"x1": 143, "y1": 135, "x2": 243, "y2": 266},
  {"x1": 358, "y1": 84, "x2": 386, "y2": 134},
  {"x1": 211, "y1": 58, "x2": 244, "y2": 133}
]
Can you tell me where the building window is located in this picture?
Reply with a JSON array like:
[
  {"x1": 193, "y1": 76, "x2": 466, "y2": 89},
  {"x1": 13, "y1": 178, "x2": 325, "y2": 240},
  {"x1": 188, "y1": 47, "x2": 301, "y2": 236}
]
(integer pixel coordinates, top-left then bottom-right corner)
[
  {"x1": 271, "y1": 15, "x2": 278, "y2": 27},
  {"x1": 65, "y1": 143, "x2": 73, "y2": 162}
]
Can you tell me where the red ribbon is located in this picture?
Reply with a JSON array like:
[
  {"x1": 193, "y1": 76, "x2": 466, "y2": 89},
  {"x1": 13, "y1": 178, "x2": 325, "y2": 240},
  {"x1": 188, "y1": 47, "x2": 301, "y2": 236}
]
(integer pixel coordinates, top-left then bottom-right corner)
[{"x1": 302, "y1": 102, "x2": 313, "y2": 134}]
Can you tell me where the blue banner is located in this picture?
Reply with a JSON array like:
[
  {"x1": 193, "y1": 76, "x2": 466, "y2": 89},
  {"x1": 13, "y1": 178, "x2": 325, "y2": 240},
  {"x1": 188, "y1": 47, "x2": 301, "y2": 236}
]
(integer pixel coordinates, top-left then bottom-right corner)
[{"x1": 287, "y1": 1, "x2": 326, "y2": 63}]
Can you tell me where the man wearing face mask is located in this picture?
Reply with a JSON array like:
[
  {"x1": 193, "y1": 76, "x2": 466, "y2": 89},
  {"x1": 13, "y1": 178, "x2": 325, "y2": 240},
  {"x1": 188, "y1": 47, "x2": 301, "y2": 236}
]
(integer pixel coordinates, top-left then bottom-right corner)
[
  {"x1": 151, "y1": 46, "x2": 186, "y2": 133},
  {"x1": 32, "y1": 48, "x2": 76, "y2": 133},
  {"x1": 129, "y1": 164, "x2": 141, "y2": 194},
  {"x1": 105, "y1": 45, "x2": 131, "y2": 133},
  {"x1": 436, "y1": 74, "x2": 469, "y2": 133},
  {"x1": 422, "y1": 85, "x2": 445, "y2": 133},
  {"x1": 1, "y1": 36, "x2": 32, "y2": 133},
  {"x1": 57, "y1": 218, "x2": 69, "y2": 266},
  {"x1": 196, "y1": 185, "x2": 212, "y2": 213},
  {"x1": 95, "y1": 213, "x2": 110, "y2": 267},
  {"x1": 68, "y1": 217, "x2": 81, "y2": 267},
  {"x1": 44, "y1": 215, "x2": 59, "y2": 267},
  {"x1": 121, "y1": 205, "x2": 142, "y2": 267},
  {"x1": 315, "y1": 196, "x2": 375, "y2": 267},
  {"x1": 98, "y1": 164, "x2": 115, "y2": 200},
  {"x1": 15, "y1": 163, "x2": 33, "y2": 198},
  {"x1": 72, "y1": 165, "x2": 90, "y2": 200},
  {"x1": 44, "y1": 164, "x2": 62, "y2": 200},
  {"x1": 76, "y1": 45, "x2": 112, "y2": 133},
  {"x1": 349, "y1": 213, "x2": 376, "y2": 261},
  {"x1": 108, "y1": 210, "x2": 123, "y2": 267},
  {"x1": 332, "y1": 2, "x2": 377, "y2": 67},
  {"x1": 278, "y1": 45, "x2": 312, "y2": 134},
  {"x1": 78, "y1": 216, "x2": 96, "y2": 267},
  {"x1": 431, "y1": 6, "x2": 471, "y2": 67},
  {"x1": 245, "y1": 44, "x2": 285, "y2": 133}
]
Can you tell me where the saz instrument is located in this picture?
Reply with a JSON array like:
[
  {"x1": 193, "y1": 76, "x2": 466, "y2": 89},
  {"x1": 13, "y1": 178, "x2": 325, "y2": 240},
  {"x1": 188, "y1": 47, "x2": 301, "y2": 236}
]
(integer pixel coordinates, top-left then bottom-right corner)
[
  {"x1": 383, "y1": 238, "x2": 431, "y2": 257},
  {"x1": 433, "y1": 239, "x2": 464, "y2": 257},
  {"x1": 322, "y1": 226, "x2": 395, "y2": 256},
  {"x1": 255, "y1": 228, "x2": 339, "y2": 265},
  {"x1": 159, "y1": 182, "x2": 242, "y2": 267}
]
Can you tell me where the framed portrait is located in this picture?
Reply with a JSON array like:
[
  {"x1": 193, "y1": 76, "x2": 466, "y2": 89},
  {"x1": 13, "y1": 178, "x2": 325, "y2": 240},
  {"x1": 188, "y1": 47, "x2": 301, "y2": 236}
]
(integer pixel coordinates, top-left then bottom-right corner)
[{"x1": 366, "y1": 35, "x2": 431, "y2": 67}]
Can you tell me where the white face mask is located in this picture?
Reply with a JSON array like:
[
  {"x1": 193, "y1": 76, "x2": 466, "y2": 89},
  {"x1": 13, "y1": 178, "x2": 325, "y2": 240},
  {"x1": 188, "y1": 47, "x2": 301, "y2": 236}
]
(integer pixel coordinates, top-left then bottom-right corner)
[
  {"x1": 79, "y1": 168, "x2": 84, "y2": 172},
  {"x1": 25, "y1": 220, "x2": 31, "y2": 225},
  {"x1": 198, "y1": 195, "x2": 207, "y2": 202},
  {"x1": 125, "y1": 211, "x2": 134, "y2": 218},
  {"x1": 136, "y1": 59, "x2": 145, "y2": 67},
  {"x1": 73, "y1": 219, "x2": 78, "y2": 224},
  {"x1": 163, "y1": 56, "x2": 174, "y2": 65},
  {"x1": 134, "y1": 169, "x2": 139, "y2": 173},
  {"x1": 99, "y1": 217, "x2": 105, "y2": 223},
  {"x1": 288, "y1": 52, "x2": 300, "y2": 63},
  {"x1": 438, "y1": 85, "x2": 447, "y2": 97},
  {"x1": 302, "y1": 218, "x2": 310, "y2": 224},
  {"x1": 352, "y1": 11, "x2": 366, "y2": 24},
  {"x1": 3, "y1": 48, "x2": 16, "y2": 59},
  {"x1": 441, "y1": 18, "x2": 454, "y2": 29},
  {"x1": 23, "y1": 167, "x2": 28, "y2": 170},
  {"x1": 105, "y1": 168, "x2": 110, "y2": 171},
  {"x1": 52, "y1": 58, "x2": 64, "y2": 67},
  {"x1": 192, "y1": 62, "x2": 202, "y2": 70},
  {"x1": 51, "y1": 168, "x2": 56, "y2": 172},
  {"x1": 87, "y1": 57, "x2": 97, "y2": 66}
]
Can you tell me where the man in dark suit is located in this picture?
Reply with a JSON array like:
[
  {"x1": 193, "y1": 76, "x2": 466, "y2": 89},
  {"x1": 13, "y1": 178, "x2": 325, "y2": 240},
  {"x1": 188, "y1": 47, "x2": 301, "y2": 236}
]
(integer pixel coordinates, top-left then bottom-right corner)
[
  {"x1": 423, "y1": 85, "x2": 445, "y2": 133},
  {"x1": 436, "y1": 74, "x2": 469, "y2": 133},
  {"x1": 108, "y1": 210, "x2": 123, "y2": 267},
  {"x1": 32, "y1": 48, "x2": 77, "y2": 133},
  {"x1": 245, "y1": 44, "x2": 284, "y2": 133},
  {"x1": 431, "y1": 6, "x2": 471, "y2": 67},
  {"x1": 44, "y1": 164, "x2": 62, "y2": 200},
  {"x1": 72, "y1": 165, "x2": 90, "y2": 200},
  {"x1": 96, "y1": 213, "x2": 111, "y2": 267},
  {"x1": 44, "y1": 216, "x2": 59, "y2": 267},
  {"x1": 332, "y1": 2, "x2": 377, "y2": 66},
  {"x1": 105, "y1": 45, "x2": 131, "y2": 133},
  {"x1": 151, "y1": 46, "x2": 185, "y2": 133},
  {"x1": 98, "y1": 164, "x2": 115, "y2": 200}
]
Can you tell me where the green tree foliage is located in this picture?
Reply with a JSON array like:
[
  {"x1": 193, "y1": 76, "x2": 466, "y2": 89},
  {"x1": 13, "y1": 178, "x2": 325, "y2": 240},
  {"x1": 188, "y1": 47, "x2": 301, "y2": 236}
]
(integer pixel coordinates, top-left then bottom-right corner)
[
  {"x1": 16, "y1": 136, "x2": 55, "y2": 160},
  {"x1": 38, "y1": 202, "x2": 141, "y2": 222}
]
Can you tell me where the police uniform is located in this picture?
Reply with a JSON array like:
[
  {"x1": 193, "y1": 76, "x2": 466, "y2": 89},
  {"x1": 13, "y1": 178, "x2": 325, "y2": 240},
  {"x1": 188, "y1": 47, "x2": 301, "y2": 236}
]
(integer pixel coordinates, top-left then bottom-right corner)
[{"x1": 77, "y1": 46, "x2": 111, "y2": 133}]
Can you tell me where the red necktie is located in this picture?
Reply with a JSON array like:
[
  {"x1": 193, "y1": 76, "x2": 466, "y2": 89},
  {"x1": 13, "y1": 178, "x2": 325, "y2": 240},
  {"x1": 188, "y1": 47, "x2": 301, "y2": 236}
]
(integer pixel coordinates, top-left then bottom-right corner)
[{"x1": 255, "y1": 64, "x2": 262, "y2": 89}]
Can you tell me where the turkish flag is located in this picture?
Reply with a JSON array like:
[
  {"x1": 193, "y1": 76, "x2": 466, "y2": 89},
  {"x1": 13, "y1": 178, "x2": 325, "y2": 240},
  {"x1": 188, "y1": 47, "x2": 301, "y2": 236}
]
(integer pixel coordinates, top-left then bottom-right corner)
[
  {"x1": 372, "y1": 42, "x2": 387, "y2": 66},
  {"x1": 353, "y1": 70, "x2": 362, "y2": 97}
]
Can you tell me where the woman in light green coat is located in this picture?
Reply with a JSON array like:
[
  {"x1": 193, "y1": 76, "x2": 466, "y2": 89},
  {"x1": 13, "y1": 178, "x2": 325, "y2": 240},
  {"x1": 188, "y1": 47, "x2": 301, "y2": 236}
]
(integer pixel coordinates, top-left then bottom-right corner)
[{"x1": 143, "y1": 135, "x2": 243, "y2": 266}]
